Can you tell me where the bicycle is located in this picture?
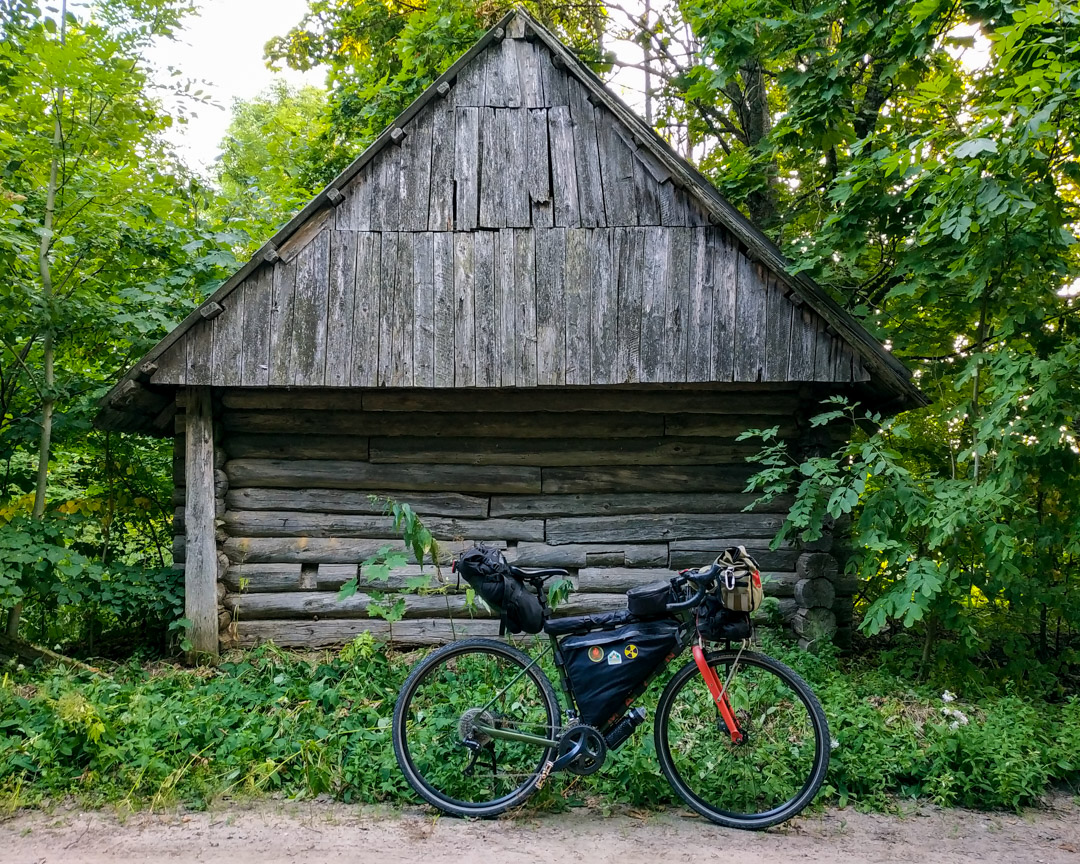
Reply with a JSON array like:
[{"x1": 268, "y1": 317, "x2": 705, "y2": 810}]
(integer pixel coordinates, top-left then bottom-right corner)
[{"x1": 391, "y1": 560, "x2": 830, "y2": 830}]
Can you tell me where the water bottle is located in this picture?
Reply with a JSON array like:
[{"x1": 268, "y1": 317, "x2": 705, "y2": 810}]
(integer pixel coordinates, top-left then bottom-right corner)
[{"x1": 604, "y1": 707, "x2": 647, "y2": 750}]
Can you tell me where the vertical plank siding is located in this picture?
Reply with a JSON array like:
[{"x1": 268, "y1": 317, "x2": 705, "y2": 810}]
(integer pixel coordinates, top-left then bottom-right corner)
[{"x1": 152, "y1": 36, "x2": 861, "y2": 391}]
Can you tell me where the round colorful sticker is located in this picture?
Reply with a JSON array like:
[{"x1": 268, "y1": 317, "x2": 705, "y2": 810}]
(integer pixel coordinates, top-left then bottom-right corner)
[
  {"x1": 588, "y1": 646, "x2": 604, "y2": 663},
  {"x1": 624, "y1": 644, "x2": 638, "y2": 659}
]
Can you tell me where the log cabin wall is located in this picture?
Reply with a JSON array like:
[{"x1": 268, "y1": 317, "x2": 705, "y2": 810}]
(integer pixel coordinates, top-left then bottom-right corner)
[{"x1": 171, "y1": 387, "x2": 853, "y2": 651}]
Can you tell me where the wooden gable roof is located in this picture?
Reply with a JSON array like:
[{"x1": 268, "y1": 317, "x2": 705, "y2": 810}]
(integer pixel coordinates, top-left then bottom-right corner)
[{"x1": 97, "y1": 8, "x2": 925, "y2": 434}]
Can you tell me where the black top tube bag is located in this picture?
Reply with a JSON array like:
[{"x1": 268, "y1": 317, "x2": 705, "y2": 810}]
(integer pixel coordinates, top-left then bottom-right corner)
[{"x1": 454, "y1": 544, "x2": 545, "y2": 634}]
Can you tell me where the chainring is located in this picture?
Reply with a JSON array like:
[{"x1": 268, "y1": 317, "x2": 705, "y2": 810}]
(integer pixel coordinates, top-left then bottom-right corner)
[{"x1": 556, "y1": 724, "x2": 607, "y2": 776}]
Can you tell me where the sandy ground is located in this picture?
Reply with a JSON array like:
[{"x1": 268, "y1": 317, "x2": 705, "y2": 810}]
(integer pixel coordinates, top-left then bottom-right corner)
[{"x1": 4, "y1": 795, "x2": 1079, "y2": 864}]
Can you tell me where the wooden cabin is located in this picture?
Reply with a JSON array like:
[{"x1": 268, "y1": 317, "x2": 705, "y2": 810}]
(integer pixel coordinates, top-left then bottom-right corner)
[{"x1": 96, "y1": 10, "x2": 925, "y2": 656}]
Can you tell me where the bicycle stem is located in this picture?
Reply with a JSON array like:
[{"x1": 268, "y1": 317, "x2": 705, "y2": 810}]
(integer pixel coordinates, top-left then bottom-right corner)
[{"x1": 692, "y1": 645, "x2": 745, "y2": 745}]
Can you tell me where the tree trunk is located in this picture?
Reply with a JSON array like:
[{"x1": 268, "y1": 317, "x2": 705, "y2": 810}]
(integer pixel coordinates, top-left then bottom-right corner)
[{"x1": 11, "y1": 0, "x2": 67, "y2": 642}]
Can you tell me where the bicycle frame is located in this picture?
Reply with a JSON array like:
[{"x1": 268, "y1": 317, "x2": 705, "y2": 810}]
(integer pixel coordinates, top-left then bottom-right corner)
[{"x1": 470, "y1": 626, "x2": 745, "y2": 753}]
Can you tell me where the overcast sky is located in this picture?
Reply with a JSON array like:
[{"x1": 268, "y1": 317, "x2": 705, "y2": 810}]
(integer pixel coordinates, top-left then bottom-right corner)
[{"x1": 148, "y1": 0, "x2": 325, "y2": 172}]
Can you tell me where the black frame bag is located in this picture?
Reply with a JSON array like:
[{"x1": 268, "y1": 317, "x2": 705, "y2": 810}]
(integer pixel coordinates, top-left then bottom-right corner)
[
  {"x1": 562, "y1": 620, "x2": 680, "y2": 728},
  {"x1": 454, "y1": 544, "x2": 545, "y2": 634}
]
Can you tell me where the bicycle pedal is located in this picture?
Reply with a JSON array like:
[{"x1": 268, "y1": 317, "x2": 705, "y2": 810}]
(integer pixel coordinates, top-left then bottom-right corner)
[{"x1": 536, "y1": 759, "x2": 554, "y2": 789}]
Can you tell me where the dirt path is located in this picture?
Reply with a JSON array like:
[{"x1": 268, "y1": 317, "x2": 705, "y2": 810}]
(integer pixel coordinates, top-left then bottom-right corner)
[{"x1": 5, "y1": 796, "x2": 1078, "y2": 864}]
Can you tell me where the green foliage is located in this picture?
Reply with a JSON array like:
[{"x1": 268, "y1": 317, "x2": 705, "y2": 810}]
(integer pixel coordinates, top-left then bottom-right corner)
[
  {"x1": 1, "y1": 637, "x2": 1076, "y2": 812},
  {"x1": 744, "y1": 396, "x2": 1080, "y2": 684}
]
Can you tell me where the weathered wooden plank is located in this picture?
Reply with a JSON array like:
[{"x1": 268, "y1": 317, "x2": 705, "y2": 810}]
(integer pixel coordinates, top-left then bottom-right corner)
[
  {"x1": 401, "y1": 104, "x2": 433, "y2": 231},
  {"x1": 526, "y1": 108, "x2": 552, "y2": 227},
  {"x1": 507, "y1": 543, "x2": 667, "y2": 568},
  {"x1": 541, "y1": 464, "x2": 758, "y2": 494},
  {"x1": 686, "y1": 228, "x2": 713, "y2": 382},
  {"x1": 212, "y1": 279, "x2": 244, "y2": 387},
  {"x1": 473, "y1": 231, "x2": 497, "y2": 387},
  {"x1": 590, "y1": 228, "x2": 617, "y2": 384},
  {"x1": 225, "y1": 564, "x2": 452, "y2": 595},
  {"x1": 539, "y1": 43, "x2": 569, "y2": 105},
  {"x1": 369, "y1": 436, "x2": 759, "y2": 466},
  {"x1": 356, "y1": 388, "x2": 802, "y2": 414},
  {"x1": 478, "y1": 107, "x2": 504, "y2": 228},
  {"x1": 433, "y1": 233, "x2": 455, "y2": 387},
  {"x1": 548, "y1": 105, "x2": 579, "y2": 227},
  {"x1": 454, "y1": 106, "x2": 480, "y2": 230},
  {"x1": 734, "y1": 258, "x2": 768, "y2": 382},
  {"x1": 224, "y1": 537, "x2": 506, "y2": 565},
  {"x1": 516, "y1": 39, "x2": 545, "y2": 108},
  {"x1": 534, "y1": 227, "x2": 565, "y2": 385},
  {"x1": 428, "y1": 100, "x2": 455, "y2": 231},
  {"x1": 664, "y1": 414, "x2": 797, "y2": 438},
  {"x1": 514, "y1": 228, "x2": 537, "y2": 386},
  {"x1": 391, "y1": 229, "x2": 414, "y2": 387},
  {"x1": 226, "y1": 434, "x2": 371, "y2": 461},
  {"x1": 239, "y1": 266, "x2": 272, "y2": 386},
  {"x1": 663, "y1": 227, "x2": 691, "y2": 381},
  {"x1": 502, "y1": 108, "x2": 530, "y2": 227},
  {"x1": 614, "y1": 227, "x2": 645, "y2": 383},
  {"x1": 452, "y1": 48, "x2": 488, "y2": 105},
  {"x1": 495, "y1": 229, "x2": 516, "y2": 386},
  {"x1": 568, "y1": 78, "x2": 605, "y2": 227},
  {"x1": 498, "y1": 37, "x2": 524, "y2": 107},
  {"x1": 268, "y1": 257, "x2": 297, "y2": 386},
  {"x1": 632, "y1": 147, "x2": 662, "y2": 225},
  {"x1": 564, "y1": 228, "x2": 590, "y2": 385},
  {"x1": 546, "y1": 513, "x2": 785, "y2": 544},
  {"x1": 279, "y1": 206, "x2": 332, "y2": 263},
  {"x1": 815, "y1": 322, "x2": 839, "y2": 381},
  {"x1": 184, "y1": 387, "x2": 218, "y2": 656},
  {"x1": 669, "y1": 540, "x2": 799, "y2": 572},
  {"x1": 712, "y1": 229, "x2": 738, "y2": 381},
  {"x1": 595, "y1": 108, "x2": 637, "y2": 226},
  {"x1": 764, "y1": 272, "x2": 794, "y2": 382},
  {"x1": 325, "y1": 230, "x2": 357, "y2": 386},
  {"x1": 223, "y1": 563, "x2": 301, "y2": 593},
  {"x1": 788, "y1": 306, "x2": 818, "y2": 381},
  {"x1": 490, "y1": 492, "x2": 784, "y2": 518},
  {"x1": 221, "y1": 409, "x2": 666, "y2": 438},
  {"x1": 572, "y1": 568, "x2": 800, "y2": 599},
  {"x1": 186, "y1": 319, "x2": 213, "y2": 385},
  {"x1": 224, "y1": 591, "x2": 629, "y2": 621},
  {"x1": 290, "y1": 229, "x2": 330, "y2": 387},
  {"x1": 372, "y1": 144, "x2": 401, "y2": 231},
  {"x1": 413, "y1": 233, "x2": 435, "y2": 388},
  {"x1": 226, "y1": 488, "x2": 489, "y2": 518},
  {"x1": 231, "y1": 618, "x2": 503, "y2": 649},
  {"x1": 226, "y1": 458, "x2": 541, "y2": 493},
  {"x1": 223, "y1": 511, "x2": 545, "y2": 542},
  {"x1": 660, "y1": 181, "x2": 689, "y2": 227},
  {"x1": 639, "y1": 226, "x2": 669, "y2": 383},
  {"x1": 836, "y1": 341, "x2": 855, "y2": 383},
  {"x1": 377, "y1": 232, "x2": 399, "y2": 386},
  {"x1": 351, "y1": 232, "x2": 380, "y2": 387},
  {"x1": 453, "y1": 232, "x2": 476, "y2": 386}
]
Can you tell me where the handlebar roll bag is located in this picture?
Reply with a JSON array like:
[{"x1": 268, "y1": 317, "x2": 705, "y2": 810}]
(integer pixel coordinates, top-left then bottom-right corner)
[{"x1": 625, "y1": 581, "x2": 675, "y2": 618}]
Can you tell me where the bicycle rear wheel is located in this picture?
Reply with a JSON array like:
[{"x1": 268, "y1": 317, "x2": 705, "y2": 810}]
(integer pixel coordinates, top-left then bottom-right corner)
[
  {"x1": 655, "y1": 650, "x2": 829, "y2": 830},
  {"x1": 392, "y1": 637, "x2": 561, "y2": 818}
]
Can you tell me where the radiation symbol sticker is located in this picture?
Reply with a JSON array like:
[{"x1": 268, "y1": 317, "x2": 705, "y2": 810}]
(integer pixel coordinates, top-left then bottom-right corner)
[
  {"x1": 588, "y1": 646, "x2": 604, "y2": 663},
  {"x1": 624, "y1": 644, "x2": 639, "y2": 659}
]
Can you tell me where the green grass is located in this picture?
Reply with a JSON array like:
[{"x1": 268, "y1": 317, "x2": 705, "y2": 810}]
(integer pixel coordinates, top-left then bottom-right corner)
[{"x1": 1, "y1": 632, "x2": 1077, "y2": 813}]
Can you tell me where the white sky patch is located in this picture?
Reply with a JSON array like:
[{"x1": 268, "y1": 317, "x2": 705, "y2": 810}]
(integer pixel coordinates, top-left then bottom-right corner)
[{"x1": 147, "y1": 0, "x2": 323, "y2": 174}]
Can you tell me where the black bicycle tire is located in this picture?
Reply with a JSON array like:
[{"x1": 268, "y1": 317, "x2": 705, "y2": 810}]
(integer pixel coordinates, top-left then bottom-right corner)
[
  {"x1": 654, "y1": 649, "x2": 830, "y2": 830},
  {"x1": 392, "y1": 637, "x2": 562, "y2": 818}
]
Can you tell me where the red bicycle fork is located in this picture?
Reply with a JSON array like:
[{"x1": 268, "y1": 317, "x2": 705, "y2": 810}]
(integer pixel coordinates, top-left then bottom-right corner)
[{"x1": 692, "y1": 645, "x2": 745, "y2": 744}]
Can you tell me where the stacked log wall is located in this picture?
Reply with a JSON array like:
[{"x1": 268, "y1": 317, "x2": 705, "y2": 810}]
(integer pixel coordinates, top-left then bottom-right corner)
[{"x1": 169, "y1": 387, "x2": 858, "y2": 650}]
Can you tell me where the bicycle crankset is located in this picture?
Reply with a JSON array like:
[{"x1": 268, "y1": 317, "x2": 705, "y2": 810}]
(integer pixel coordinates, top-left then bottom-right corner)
[{"x1": 554, "y1": 724, "x2": 606, "y2": 776}]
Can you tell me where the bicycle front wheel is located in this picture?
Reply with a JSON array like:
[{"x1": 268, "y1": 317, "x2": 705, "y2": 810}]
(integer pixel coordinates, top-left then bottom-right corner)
[
  {"x1": 392, "y1": 637, "x2": 561, "y2": 818},
  {"x1": 655, "y1": 650, "x2": 829, "y2": 830}
]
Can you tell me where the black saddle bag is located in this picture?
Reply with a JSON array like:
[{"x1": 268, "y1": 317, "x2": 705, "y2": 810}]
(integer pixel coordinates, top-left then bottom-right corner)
[
  {"x1": 454, "y1": 544, "x2": 544, "y2": 634},
  {"x1": 562, "y1": 620, "x2": 680, "y2": 729}
]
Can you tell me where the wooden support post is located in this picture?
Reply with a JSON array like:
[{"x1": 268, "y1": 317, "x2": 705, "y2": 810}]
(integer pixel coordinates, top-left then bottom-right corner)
[{"x1": 184, "y1": 387, "x2": 219, "y2": 658}]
